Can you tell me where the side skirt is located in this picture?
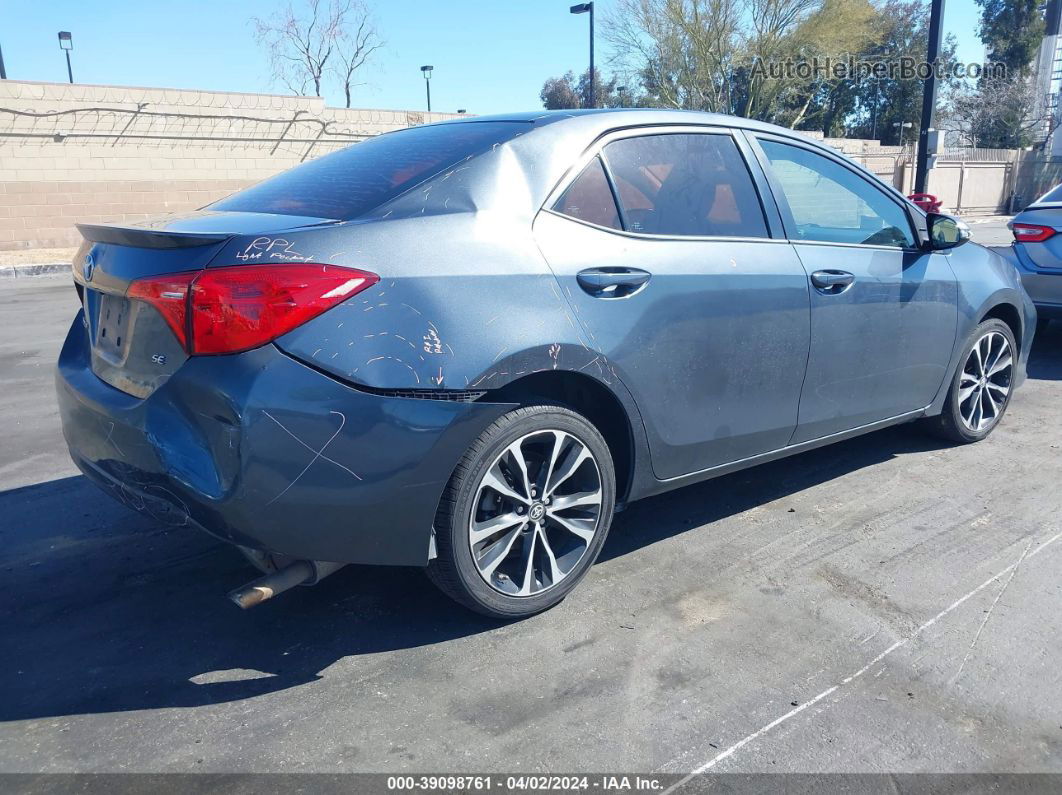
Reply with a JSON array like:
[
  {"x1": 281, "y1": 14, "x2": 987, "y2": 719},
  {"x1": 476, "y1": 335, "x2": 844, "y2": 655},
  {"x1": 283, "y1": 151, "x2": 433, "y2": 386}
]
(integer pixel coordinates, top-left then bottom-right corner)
[{"x1": 634, "y1": 408, "x2": 928, "y2": 501}]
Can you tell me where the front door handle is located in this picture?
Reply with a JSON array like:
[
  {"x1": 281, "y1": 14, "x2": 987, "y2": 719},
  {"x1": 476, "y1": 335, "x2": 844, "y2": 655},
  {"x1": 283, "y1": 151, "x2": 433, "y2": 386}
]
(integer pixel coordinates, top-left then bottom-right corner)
[
  {"x1": 577, "y1": 267, "x2": 652, "y2": 298},
  {"x1": 810, "y1": 270, "x2": 855, "y2": 293}
]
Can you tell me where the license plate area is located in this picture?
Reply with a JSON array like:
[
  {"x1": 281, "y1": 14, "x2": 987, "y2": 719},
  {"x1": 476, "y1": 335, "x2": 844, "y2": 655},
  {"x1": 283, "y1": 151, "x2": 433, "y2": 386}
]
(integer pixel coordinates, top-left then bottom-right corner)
[
  {"x1": 87, "y1": 290, "x2": 134, "y2": 364},
  {"x1": 82, "y1": 287, "x2": 189, "y2": 399}
]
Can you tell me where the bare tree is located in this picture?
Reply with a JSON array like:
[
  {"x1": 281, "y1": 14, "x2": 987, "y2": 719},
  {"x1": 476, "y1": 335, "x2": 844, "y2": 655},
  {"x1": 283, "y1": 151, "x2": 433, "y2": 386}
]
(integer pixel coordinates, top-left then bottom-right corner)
[
  {"x1": 605, "y1": 0, "x2": 742, "y2": 113},
  {"x1": 603, "y1": 0, "x2": 888, "y2": 132},
  {"x1": 944, "y1": 76, "x2": 1052, "y2": 148},
  {"x1": 254, "y1": 0, "x2": 378, "y2": 101},
  {"x1": 333, "y1": 4, "x2": 383, "y2": 108},
  {"x1": 739, "y1": 0, "x2": 822, "y2": 119}
]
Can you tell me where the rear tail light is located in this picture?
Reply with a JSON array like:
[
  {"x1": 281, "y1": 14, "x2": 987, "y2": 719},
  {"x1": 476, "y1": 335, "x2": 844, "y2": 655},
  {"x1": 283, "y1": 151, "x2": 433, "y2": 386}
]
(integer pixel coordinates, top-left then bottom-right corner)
[
  {"x1": 1012, "y1": 223, "x2": 1057, "y2": 243},
  {"x1": 127, "y1": 271, "x2": 198, "y2": 349},
  {"x1": 128, "y1": 264, "x2": 378, "y2": 355}
]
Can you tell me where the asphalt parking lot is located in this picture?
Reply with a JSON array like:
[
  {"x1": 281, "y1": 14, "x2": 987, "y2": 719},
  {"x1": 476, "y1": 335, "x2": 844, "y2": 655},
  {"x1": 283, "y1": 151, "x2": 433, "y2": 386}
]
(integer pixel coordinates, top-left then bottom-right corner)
[
  {"x1": 965, "y1": 217, "x2": 1014, "y2": 247},
  {"x1": 1, "y1": 255, "x2": 1060, "y2": 775}
]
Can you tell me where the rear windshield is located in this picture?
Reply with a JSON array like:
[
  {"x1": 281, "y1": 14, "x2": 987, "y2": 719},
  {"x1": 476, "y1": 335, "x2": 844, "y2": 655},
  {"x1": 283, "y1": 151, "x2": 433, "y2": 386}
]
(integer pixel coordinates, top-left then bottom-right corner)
[
  {"x1": 210, "y1": 121, "x2": 527, "y2": 220},
  {"x1": 1035, "y1": 184, "x2": 1062, "y2": 204}
]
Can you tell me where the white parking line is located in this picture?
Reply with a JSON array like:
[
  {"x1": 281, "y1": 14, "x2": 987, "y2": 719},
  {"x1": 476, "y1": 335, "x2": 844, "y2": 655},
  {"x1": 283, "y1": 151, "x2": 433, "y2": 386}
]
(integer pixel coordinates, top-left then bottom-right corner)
[{"x1": 662, "y1": 528, "x2": 1062, "y2": 791}]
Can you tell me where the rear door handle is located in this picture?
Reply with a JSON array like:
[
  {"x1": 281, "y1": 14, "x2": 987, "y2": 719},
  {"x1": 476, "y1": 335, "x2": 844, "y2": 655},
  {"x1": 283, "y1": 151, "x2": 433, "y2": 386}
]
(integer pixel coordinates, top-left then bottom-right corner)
[
  {"x1": 577, "y1": 267, "x2": 652, "y2": 298},
  {"x1": 810, "y1": 270, "x2": 855, "y2": 292}
]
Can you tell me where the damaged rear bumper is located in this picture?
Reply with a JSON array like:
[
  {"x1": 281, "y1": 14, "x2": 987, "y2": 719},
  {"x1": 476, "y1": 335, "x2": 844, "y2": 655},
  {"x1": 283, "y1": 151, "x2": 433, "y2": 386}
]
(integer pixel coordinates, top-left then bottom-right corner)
[{"x1": 56, "y1": 311, "x2": 513, "y2": 566}]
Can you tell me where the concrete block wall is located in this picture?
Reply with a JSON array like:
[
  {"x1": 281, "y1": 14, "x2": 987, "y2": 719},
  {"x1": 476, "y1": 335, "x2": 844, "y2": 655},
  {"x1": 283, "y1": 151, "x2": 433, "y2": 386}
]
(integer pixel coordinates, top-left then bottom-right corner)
[{"x1": 0, "y1": 80, "x2": 462, "y2": 250}]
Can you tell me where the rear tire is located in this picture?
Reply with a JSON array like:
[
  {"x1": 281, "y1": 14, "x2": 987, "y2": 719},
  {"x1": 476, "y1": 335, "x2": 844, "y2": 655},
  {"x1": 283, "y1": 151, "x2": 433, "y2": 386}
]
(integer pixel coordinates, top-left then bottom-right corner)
[
  {"x1": 924, "y1": 318, "x2": 1016, "y2": 443},
  {"x1": 427, "y1": 405, "x2": 615, "y2": 618}
]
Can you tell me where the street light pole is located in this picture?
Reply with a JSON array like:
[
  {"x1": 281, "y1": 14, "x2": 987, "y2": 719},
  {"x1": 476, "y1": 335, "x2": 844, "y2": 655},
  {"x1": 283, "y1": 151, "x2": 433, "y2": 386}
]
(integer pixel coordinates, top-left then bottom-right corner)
[
  {"x1": 893, "y1": 121, "x2": 913, "y2": 148},
  {"x1": 570, "y1": 3, "x2": 594, "y2": 108},
  {"x1": 914, "y1": 0, "x2": 945, "y2": 194},
  {"x1": 420, "y1": 65, "x2": 433, "y2": 112},
  {"x1": 871, "y1": 79, "x2": 880, "y2": 140},
  {"x1": 58, "y1": 31, "x2": 73, "y2": 83}
]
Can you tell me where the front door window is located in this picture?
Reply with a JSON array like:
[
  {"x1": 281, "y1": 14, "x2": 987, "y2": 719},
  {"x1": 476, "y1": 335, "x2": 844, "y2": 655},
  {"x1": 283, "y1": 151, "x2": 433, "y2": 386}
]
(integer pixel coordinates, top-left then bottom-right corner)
[{"x1": 760, "y1": 139, "x2": 916, "y2": 249}]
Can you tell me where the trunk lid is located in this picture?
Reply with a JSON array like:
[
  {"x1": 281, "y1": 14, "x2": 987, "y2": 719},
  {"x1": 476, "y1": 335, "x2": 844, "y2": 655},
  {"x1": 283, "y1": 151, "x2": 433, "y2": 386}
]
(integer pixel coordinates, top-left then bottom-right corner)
[{"x1": 73, "y1": 210, "x2": 336, "y2": 398}]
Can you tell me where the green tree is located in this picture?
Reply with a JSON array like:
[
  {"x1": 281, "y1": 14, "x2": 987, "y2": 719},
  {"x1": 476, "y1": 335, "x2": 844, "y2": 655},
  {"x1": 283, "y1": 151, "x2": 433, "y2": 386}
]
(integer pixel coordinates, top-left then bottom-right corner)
[
  {"x1": 759, "y1": 0, "x2": 878, "y2": 130},
  {"x1": 952, "y1": 0, "x2": 1048, "y2": 147},
  {"x1": 976, "y1": 0, "x2": 1046, "y2": 76},
  {"x1": 845, "y1": 0, "x2": 959, "y2": 145},
  {"x1": 540, "y1": 72, "x2": 582, "y2": 109},
  {"x1": 540, "y1": 69, "x2": 624, "y2": 109}
]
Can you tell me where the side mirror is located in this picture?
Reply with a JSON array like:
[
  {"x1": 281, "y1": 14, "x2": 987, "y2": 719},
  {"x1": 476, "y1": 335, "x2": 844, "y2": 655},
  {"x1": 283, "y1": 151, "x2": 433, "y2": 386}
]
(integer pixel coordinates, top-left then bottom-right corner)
[{"x1": 925, "y1": 212, "x2": 971, "y2": 250}]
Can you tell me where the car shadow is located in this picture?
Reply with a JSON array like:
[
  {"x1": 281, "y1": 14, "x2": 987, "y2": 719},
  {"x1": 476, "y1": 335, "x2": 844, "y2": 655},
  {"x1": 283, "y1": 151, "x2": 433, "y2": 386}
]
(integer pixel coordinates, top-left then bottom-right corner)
[
  {"x1": 1027, "y1": 319, "x2": 1061, "y2": 380},
  {"x1": 0, "y1": 474, "x2": 505, "y2": 722},
  {"x1": 0, "y1": 425, "x2": 946, "y2": 724},
  {"x1": 1, "y1": 330, "x2": 1058, "y2": 723}
]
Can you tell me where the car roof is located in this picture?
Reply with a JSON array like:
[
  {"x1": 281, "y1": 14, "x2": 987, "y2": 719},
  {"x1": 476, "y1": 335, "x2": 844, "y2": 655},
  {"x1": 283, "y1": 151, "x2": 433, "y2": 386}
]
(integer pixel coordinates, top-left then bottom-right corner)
[
  {"x1": 432, "y1": 108, "x2": 797, "y2": 137},
  {"x1": 429, "y1": 109, "x2": 912, "y2": 205},
  {"x1": 370, "y1": 108, "x2": 916, "y2": 222}
]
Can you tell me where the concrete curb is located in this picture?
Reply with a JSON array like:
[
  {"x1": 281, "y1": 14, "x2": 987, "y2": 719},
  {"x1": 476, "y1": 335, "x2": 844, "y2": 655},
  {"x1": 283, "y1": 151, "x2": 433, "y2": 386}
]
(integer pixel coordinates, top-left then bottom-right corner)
[{"x1": 0, "y1": 263, "x2": 72, "y2": 279}]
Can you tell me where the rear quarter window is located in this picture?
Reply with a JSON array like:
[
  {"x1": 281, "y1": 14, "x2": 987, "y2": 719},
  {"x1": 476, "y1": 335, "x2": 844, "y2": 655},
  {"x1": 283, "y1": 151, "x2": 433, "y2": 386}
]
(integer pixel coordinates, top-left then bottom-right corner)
[
  {"x1": 552, "y1": 156, "x2": 622, "y2": 230},
  {"x1": 211, "y1": 121, "x2": 528, "y2": 220}
]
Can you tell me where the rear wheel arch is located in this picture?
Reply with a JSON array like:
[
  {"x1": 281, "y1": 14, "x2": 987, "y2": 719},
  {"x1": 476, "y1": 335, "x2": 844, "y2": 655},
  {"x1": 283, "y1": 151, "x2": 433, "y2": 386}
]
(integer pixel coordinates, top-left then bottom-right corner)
[{"x1": 484, "y1": 370, "x2": 636, "y2": 503}]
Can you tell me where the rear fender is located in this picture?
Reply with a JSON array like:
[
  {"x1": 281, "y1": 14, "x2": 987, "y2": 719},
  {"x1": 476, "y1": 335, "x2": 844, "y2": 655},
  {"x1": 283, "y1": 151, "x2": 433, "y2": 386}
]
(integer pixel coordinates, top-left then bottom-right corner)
[
  {"x1": 264, "y1": 212, "x2": 656, "y2": 500},
  {"x1": 269, "y1": 213, "x2": 618, "y2": 392}
]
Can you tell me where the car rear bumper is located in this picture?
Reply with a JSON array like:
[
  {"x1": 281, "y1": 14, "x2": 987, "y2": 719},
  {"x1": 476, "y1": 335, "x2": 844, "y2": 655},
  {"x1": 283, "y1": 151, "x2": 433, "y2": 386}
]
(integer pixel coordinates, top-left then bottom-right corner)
[
  {"x1": 56, "y1": 310, "x2": 513, "y2": 566},
  {"x1": 1012, "y1": 244, "x2": 1062, "y2": 313}
]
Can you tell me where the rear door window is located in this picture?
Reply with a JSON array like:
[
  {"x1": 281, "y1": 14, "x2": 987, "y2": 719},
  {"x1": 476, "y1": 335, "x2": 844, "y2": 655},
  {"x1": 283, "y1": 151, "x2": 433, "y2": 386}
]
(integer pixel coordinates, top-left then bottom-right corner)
[
  {"x1": 552, "y1": 156, "x2": 621, "y2": 230},
  {"x1": 211, "y1": 121, "x2": 528, "y2": 220},
  {"x1": 601, "y1": 133, "x2": 768, "y2": 238}
]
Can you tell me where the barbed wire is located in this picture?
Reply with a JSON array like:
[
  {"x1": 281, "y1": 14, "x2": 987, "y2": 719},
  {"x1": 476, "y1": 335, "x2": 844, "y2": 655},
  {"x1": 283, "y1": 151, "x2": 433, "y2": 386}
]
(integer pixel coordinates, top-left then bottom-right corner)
[{"x1": 0, "y1": 91, "x2": 437, "y2": 160}]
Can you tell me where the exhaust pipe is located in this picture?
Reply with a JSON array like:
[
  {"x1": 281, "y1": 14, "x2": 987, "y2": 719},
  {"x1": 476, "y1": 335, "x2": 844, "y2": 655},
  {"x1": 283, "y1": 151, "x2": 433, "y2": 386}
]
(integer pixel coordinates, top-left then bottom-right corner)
[{"x1": 228, "y1": 560, "x2": 345, "y2": 609}]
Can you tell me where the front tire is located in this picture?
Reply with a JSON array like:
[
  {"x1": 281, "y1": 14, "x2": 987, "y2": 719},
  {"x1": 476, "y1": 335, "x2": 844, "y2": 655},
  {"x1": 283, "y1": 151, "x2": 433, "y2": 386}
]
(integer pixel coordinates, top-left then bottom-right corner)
[
  {"x1": 427, "y1": 405, "x2": 616, "y2": 618},
  {"x1": 925, "y1": 318, "x2": 1016, "y2": 443}
]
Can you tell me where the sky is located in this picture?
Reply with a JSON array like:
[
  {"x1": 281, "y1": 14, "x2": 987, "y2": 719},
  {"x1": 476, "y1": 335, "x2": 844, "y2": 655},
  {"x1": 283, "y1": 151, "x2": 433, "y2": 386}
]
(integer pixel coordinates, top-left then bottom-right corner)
[{"x1": 2, "y1": 0, "x2": 987, "y2": 116}]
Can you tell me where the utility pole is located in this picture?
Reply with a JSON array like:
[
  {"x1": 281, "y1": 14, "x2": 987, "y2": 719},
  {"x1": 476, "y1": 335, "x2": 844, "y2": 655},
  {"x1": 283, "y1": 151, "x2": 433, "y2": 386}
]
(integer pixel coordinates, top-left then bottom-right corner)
[
  {"x1": 0, "y1": 43, "x2": 7, "y2": 79},
  {"x1": 914, "y1": 0, "x2": 945, "y2": 194}
]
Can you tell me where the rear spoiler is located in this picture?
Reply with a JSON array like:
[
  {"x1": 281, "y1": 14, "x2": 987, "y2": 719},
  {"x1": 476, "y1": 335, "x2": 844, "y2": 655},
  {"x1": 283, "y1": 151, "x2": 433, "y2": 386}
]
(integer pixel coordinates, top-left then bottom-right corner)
[{"x1": 76, "y1": 223, "x2": 230, "y2": 250}]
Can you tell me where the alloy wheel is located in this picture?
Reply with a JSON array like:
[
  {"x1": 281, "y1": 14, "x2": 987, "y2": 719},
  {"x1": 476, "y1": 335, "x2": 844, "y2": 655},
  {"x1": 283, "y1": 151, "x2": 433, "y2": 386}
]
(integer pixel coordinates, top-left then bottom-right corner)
[
  {"x1": 958, "y1": 330, "x2": 1012, "y2": 432},
  {"x1": 469, "y1": 429, "x2": 603, "y2": 597}
]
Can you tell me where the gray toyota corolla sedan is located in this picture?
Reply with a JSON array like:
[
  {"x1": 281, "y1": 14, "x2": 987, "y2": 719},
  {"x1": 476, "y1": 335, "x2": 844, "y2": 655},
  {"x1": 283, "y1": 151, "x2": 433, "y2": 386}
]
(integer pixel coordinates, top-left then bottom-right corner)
[{"x1": 56, "y1": 109, "x2": 1036, "y2": 618}]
